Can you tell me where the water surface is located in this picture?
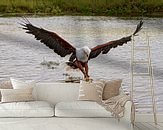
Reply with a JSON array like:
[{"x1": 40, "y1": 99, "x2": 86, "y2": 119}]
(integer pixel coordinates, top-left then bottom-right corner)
[{"x1": 0, "y1": 16, "x2": 162, "y2": 113}]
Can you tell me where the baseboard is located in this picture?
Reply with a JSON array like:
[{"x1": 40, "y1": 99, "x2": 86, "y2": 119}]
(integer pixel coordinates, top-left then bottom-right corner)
[{"x1": 135, "y1": 113, "x2": 163, "y2": 122}]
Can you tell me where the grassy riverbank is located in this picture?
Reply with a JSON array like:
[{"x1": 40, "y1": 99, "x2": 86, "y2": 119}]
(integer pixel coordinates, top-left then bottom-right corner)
[{"x1": 0, "y1": 0, "x2": 163, "y2": 17}]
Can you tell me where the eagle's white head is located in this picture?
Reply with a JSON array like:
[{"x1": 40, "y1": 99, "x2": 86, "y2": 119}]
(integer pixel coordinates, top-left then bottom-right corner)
[
  {"x1": 82, "y1": 46, "x2": 91, "y2": 56},
  {"x1": 76, "y1": 46, "x2": 91, "y2": 63}
]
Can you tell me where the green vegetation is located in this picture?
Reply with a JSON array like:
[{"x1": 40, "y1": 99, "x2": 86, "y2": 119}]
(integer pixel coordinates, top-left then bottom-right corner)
[{"x1": 0, "y1": 0, "x2": 163, "y2": 17}]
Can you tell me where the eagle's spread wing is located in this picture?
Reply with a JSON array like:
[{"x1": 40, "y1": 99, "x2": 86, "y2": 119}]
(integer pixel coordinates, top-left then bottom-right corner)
[
  {"x1": 89, "y1": 20, "x2": 143, "y2": 60},
  {"x1": 20, "y1": 18, "x2": 75, "y2": 57}
]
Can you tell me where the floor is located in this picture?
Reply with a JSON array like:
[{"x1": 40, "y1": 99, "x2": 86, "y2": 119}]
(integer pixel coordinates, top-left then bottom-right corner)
[{"x1": 134, "y1": 122, "x2": 163, "y2": 130}]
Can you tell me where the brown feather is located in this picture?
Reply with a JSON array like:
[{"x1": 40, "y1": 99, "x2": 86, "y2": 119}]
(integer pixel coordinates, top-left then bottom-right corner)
[
  {"x1": 89, "y1": 20, "x2": 143, "y2": 60},
  {"x1": 21, "y1": 21, "x2": 75, "y2": 57}
]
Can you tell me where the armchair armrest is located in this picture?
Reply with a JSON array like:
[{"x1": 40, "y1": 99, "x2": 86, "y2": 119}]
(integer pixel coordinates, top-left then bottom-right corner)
[
  {"x1": 119, "y1": 101, "x2": 134, "y2": 130},
  {"x1": 122, "y1": 101, "x2": 133, "y2": 123}
]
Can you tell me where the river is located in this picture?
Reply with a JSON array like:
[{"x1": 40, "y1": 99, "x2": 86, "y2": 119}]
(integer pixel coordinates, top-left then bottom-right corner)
[{"x1": 0, "y1": 16, "x2": 163, "y2": 113}]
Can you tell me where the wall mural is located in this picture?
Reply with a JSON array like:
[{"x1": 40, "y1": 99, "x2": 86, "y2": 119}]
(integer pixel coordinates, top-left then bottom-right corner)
[{"x1": 0, "y1": 16, "x2": 162, "y2": 114}]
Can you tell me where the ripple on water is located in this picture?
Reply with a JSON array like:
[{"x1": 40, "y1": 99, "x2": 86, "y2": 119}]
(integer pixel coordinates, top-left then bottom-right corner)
[{"x1": 0, "y1": 16, "x2": 163, "y2": 113}]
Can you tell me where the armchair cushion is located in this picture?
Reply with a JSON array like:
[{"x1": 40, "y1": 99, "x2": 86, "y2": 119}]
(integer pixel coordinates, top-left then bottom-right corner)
[
  {"x1": 0, "y1": 101, "x2": 54, "y2": 117},
  {"x1": 55, "y1": 101, "x2": 112, "y2": 117}
]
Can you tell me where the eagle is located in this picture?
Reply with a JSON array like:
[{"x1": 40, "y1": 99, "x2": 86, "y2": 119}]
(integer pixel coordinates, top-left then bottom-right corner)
[{"x1": 20, "y1": 18, "x2": 143, "y2": 81}]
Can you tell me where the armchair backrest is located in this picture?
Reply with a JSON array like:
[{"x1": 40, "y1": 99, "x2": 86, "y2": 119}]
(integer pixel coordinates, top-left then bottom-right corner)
[{"x1": 35, "y1": 82, "x2": 125, "y2": 105}]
